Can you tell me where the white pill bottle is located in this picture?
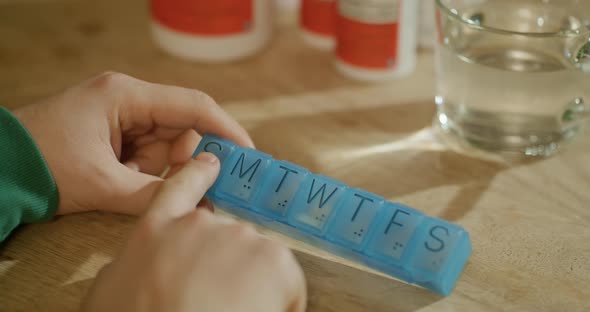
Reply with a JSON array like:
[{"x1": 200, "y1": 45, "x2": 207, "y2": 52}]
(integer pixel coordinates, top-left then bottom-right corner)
[
  {"x1": 335, "y1": 0, "x2": 419, "y2": 81},
  {"x1": 418, "y1": 0, "x2": 436, "y2": 49},
  {"x1": 150, "y1": 0, "x2": 274, "y2": 63}
]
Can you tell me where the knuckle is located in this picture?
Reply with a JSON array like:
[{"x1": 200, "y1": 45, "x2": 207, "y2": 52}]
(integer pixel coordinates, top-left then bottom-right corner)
[
  {"x1": 163, "y1": 176, "x2": 193, "y2": 191},
  {"x1": 226, "y1": 222, "x2": 257, "y2": 239},
  {"x1": 191, "y1": 89, "x2": 217, "y2": 106},
  {"x1": 135, "y1": 217, "x2": 159, "y2": 239},
  {"x1": 262, "y1": 240, "x2": 296, "y2": 270},
  {"x1": 185, "y1": 208, "x2": 214, "y2": 226},
  {"x1": 90, "y1": 71, "x2": 134, "y2": 91}
]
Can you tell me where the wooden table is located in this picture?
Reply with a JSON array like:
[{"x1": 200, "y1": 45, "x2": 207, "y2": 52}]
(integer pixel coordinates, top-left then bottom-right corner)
[{"x1": 1, "y1": 1, "x2": 589, "y2": 311}]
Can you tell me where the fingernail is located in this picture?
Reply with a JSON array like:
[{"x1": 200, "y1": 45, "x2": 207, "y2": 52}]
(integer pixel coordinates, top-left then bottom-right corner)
[
  {"x1": 249, "y1": 138, "x2": 256, "y2": 149},
  {"x1": 194, "y1": 152, "x2": 218, "y2": 164}
]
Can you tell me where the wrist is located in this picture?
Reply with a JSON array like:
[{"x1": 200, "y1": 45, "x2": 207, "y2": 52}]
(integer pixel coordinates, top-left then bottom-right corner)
[{"x1": 0, "y1": 106, "x2": 59, "y2": 240}]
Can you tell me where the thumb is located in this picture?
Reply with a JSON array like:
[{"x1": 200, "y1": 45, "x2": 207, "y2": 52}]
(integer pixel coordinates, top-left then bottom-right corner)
[{"x1": 144, "y1": 152, "x2": 220, "y2": 227}]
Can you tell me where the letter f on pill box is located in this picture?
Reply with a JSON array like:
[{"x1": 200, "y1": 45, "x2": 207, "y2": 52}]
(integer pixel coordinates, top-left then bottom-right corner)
[{"x1": 194, "y1": 134, "x2": 472, "y2": 296}]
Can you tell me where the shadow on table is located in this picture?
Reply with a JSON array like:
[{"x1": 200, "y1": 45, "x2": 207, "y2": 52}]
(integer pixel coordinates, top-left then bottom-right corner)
[
  {"x1": 294, "y1": 249, "x2": 443, "y2": 312},
  {"x1": 247, "y1": 99, "x2": 531, "y2": 222},
  {"x1": 242, "y1": 100, "x2": 530, "y2": 310}
]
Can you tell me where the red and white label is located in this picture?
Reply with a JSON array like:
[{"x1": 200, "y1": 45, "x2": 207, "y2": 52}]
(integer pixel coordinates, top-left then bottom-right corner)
[
  {"x1": 336, "y1": 16, "x2": 400, "y2": 69},
  {"x1": 151, "y1": 0, "x2": 253, "y2": 36},
  {"x1": 335, "y1": 1, "x2": 401, "y2": 69},
  {"x1": 300, "y1": 0, "x2": 337, "y2": 36}
]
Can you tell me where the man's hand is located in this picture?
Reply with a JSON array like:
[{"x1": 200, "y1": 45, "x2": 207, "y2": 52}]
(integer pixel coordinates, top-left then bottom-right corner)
[
  {"x1": 81, "y1": 152, "x2": 307, "y2": 312},
  {"x1": 13, "y1": 71, "x2": 253, "y2": 215}
]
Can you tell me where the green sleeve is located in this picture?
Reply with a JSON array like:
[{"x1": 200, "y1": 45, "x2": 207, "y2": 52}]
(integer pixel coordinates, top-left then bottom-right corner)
[{"x1": 0, "y1": 106, "x2": 59, "y2": 242}]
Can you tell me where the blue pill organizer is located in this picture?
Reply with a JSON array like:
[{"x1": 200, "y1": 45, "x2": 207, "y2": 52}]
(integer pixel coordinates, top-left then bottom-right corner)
[{"x1": 193, "y1": 135, "x2": 472, "y2": 296}]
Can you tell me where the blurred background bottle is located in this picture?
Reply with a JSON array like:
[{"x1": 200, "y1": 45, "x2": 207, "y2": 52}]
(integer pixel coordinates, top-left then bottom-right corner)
[
  {"x1": 418, "y1": 0, "x2": 435, "y2": 49},
  {"x1": 334, "y1": 0, "x2": 419, "y2": 81},
  {"x1": 150, "y1": 0, "x2": 275, "y2": 63},
  {"x1": 300, "y1": 0, "x2": 337, "y2": 50}
]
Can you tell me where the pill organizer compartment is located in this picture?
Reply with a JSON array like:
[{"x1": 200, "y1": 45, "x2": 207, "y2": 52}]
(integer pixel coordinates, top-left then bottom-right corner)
[
  {"x1": 217, "y1": 147, "x2": 273, "y2": 203},
  {"x1": 252, "y1": 161, "x2": 310, "y2": 220},
  {"x1": 407, "y1": 218, "x2": 472, "y2": 295},
  {"x1": 365, "y1": 203, "x2": 425, "y2": 264},
  {"x1": 288, "y1": 175, "x2": 348, "y2": 236},
  {"x1": 325, "y1": 189, "x2": 384, "y2": 251}
]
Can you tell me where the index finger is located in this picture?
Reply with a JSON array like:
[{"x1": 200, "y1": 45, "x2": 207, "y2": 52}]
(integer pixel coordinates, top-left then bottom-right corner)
[
  {"x1": 144, "y1": 152, "x2": 220, "y2": 228},
  {"x1": 103, "y1": 73, "x2": 254, "y2": 148}
]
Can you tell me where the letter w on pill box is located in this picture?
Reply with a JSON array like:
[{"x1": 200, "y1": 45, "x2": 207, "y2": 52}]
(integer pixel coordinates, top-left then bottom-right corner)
[{"x1": 192, "y1": 135, "x2": 472, "y2": 296}]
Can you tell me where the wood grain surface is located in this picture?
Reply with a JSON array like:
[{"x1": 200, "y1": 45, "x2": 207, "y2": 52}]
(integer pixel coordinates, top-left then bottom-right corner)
[{"x1": 1, "y1": 1, "x2": 589, "y2": 311}]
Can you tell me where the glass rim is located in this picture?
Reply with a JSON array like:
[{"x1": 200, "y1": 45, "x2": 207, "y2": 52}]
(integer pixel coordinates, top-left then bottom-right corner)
[{"x1": 435, "y1": 0, "x2": 590, "y2": 38}]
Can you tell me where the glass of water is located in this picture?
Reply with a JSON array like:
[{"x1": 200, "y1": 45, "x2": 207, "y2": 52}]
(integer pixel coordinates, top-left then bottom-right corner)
[{"x1": 434, "y1": 0, "x2": 590, "y2": 157}]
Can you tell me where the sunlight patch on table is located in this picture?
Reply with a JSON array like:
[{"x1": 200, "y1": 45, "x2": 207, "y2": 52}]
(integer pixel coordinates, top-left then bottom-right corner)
[
  {"x1": 63, "y1": 253, "x2": 112, "y2": 286},
  {"x1": 0, "y1": 259, "x2": 18, "y2": 277},
  {"x1": 315, "y1": 128, "x2": 446, "y2": 164}
]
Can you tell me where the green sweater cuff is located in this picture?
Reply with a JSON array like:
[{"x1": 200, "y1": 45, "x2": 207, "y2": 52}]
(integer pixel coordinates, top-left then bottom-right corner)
[{"x1": 0, "y1": 106, "x2": 59, "y2": 241}]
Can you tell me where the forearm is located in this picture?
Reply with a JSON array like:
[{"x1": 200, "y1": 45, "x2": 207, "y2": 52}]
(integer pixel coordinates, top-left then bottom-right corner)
[{"x1": 0, "y1": 106, "x2": 58, "y2": 241}]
